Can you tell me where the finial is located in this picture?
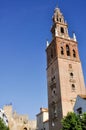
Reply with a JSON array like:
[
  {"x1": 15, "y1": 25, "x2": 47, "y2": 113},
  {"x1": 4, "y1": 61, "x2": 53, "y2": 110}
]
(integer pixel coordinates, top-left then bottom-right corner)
[
  {"x1": 73, "y1": 32, "x2": 77, "y2": 42},
  {"x1": 54, "y1": 4, "x2": 60, "y2": 17},
  {"x1": 46, "y1": 40, "x2": 49, "y2": 47},
  {"x1": 54, "y1": 6, "x2": 59, "y2": 12}
]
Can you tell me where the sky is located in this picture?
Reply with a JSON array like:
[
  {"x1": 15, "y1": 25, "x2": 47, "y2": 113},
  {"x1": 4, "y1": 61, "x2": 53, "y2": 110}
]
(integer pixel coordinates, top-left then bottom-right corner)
[{"x1": 0, "y1": 0, "x2": 86, "y2": 119}]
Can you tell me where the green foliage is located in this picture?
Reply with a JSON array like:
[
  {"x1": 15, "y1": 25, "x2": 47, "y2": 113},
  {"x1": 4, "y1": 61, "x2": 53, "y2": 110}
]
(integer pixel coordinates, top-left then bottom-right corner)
[
  {"x1": 61, "y1": 112, "x2": 86, "y2": 130},
  {"x1": 81, "y1": 113, "x2": 86, "y2": 130},
  {"x1": 0, "y1": 118, "x2": 9, "y2": 130}
]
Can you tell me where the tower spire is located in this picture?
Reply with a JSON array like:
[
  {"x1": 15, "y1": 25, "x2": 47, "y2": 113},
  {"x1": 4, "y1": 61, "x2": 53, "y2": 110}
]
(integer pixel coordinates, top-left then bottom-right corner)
[{"x1": 51, "y1": 6, "x2": 69, "y2": 39}]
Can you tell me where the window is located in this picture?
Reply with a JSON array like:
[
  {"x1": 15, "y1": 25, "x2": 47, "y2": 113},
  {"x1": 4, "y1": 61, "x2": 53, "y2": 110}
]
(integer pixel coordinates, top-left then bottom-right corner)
[
  {"x1": 6, "y1": 119, "x2": 8, "y2": 123},
  {"x1": 50, "y1": 82, "x2": 56, "y2": 90},
  {"x1": 61, "y1": 47, "x2": 64, "y2": 55},
  {"x1": 77, "y1": 107, "x2": 82, "y2": 114},
  {"x1": 69, "y1": 64, "x2": 72, "y2": 69},
  {"x1": 60, "y1": 18, "x2": 61, "y2": 22},
  {"x1": 72, "y1": 84, "x2": 75, "y2": 90},
  {"x1": 24, "y1": 127, "x2": 27, "y2": 130},
  {"x1": 70, "y1": 72, "x2": 73, "y2": 78},
  {"x1": 61, "y1": 27, "x2": 64, "y2": 33},
  {"x1": 23, "y1": 120, "x2": 27, "y2": 124},
  {"x1": 51, "y1": 76, "x2": 55, "y2": 82},
  {"x1": 52, "y1": 88, "x2": 56, "y2": 97},
  {"x1": 73, "y1": 49, "x2": 76, "y2": 58},
  {"x1": 3, "y1": 113, "x2": 5, "y2": 117},
  {"x1": 53, "y1": 90, "x2": 56, "y2": 94},
  {"x1": 66, "y1": 45, "x2": 70, "y2": 56}
]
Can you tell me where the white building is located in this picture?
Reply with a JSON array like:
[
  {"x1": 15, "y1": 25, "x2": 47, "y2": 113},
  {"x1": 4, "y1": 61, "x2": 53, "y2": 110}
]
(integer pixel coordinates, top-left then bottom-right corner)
[
  {"x1": 74, "y1": 95, "x2": 86, "y2": 114},
  {"x1": 0, "y1": 109, "x2": 8, "y2": 126},
  {"x1": 43, "y1": 120, "x2": 49, "y2": 130},
  {"x1": 36, "y1": 108, "x2": 49, "y2": 130}
]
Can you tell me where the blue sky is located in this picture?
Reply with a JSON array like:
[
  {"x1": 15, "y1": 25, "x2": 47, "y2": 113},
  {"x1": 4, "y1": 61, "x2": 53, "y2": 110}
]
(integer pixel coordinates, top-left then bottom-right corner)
[{"x1": 0, "y1": 0, "x2": 86, "y2": 119}]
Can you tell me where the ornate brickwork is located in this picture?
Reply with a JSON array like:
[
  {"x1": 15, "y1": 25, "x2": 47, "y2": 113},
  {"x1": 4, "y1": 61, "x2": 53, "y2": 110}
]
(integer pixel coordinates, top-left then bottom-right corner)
[{"x1": 46, "y1": 7, "x2": 86, "y2": 130}]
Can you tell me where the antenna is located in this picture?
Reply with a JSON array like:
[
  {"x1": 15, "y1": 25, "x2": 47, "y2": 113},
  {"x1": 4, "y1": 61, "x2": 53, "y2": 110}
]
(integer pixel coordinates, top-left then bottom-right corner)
[
  {"x1": 55, "y1": 0, "x2": 59, "y2": 11},
  {"x1": 56, "y1": 0, "x2": 59, "y2": 8}
]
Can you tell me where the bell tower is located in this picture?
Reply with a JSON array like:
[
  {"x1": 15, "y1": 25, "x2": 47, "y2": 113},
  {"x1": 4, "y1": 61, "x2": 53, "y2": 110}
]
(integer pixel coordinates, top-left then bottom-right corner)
[{"x1": 46, "y1": 7, "x2": 86, "y2": 130}]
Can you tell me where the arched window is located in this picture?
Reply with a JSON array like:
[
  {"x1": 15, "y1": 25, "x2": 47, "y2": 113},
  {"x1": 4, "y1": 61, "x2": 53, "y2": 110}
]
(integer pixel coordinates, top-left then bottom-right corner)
[
  {"x1": 60, "y1": 18, "x2": 61, "y2": 22},
  {"x1": 57, "y1": 17, "x2": 58, "y2": 21},
  {"x1": 66, "y1": 45, "x2": 70, "y2": 56},
  {"x1": 72, "y1": 84, "x2": 75, "y2": 90},
  {"x1": 70, "y1": 72, "x2": 73, "y2": 78},
  {"x1": 61, "y1": 47, "x2": 64, "y2": 55},
  {"x1": 61, "y1": 27, "x2": 64, "y2": 33},
  {"x1": 73, "y1": 49, "x2": 76, "y2": 57},
  {"x1": 24, "y1": 128, "x2": 27, "y2": 130}
]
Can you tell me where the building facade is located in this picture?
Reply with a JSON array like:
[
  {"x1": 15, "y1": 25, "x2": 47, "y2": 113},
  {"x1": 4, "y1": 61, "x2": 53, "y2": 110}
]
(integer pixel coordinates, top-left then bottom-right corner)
[
  {"x1": 46, "y1": 7, "x2": 86, "y2": 130},
  {"x1": 3, "y1": 105, "x2": 36, "y2": 130},
  {"x1": 0, "y1": 108, "x2": 8, "y2": 126},
  {"x1": 74, "y1": 95, "x2": 86, "y2": 114},
  {"x1": 36, "y1": 108, "x2": 49, "y2": 130}
]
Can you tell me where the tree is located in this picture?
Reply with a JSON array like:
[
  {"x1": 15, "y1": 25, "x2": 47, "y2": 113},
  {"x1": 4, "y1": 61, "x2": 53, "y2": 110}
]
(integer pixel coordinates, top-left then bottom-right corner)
[
  {"x1": 61, "y1": 112, "x2": 86, "y2": 130},
  {"x1": 0, "y1": 118, "x2": 9, "y2": 130},
  {"x1": 81, "y1": 113, "x2": 86, "y2": 130}
]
